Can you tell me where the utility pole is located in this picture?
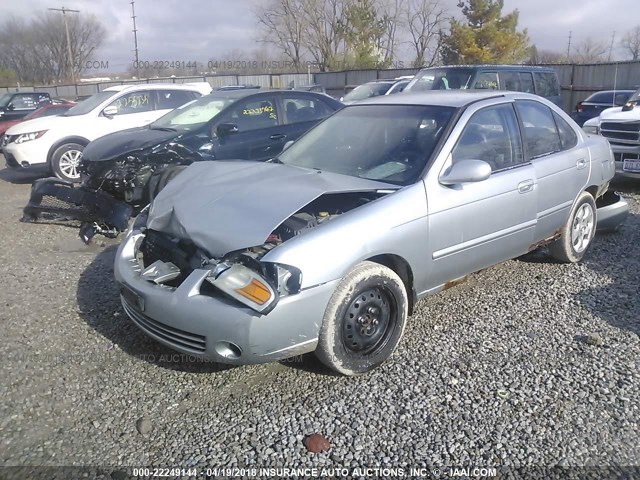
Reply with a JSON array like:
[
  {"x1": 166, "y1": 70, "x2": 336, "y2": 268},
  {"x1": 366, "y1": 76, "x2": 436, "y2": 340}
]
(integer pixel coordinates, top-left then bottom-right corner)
[
  {"x1": 608, "y1": 31, "x2": 616, "y2": 62},
  {"x1": 48, "y1": 6, "x2": 80, "y2": 83},
  {"x1": 566, "y1": 31, "x2": 572, "y2": 61},
  {"x1": 131, "y1": 1, "x2": 140, "y2": 78}
]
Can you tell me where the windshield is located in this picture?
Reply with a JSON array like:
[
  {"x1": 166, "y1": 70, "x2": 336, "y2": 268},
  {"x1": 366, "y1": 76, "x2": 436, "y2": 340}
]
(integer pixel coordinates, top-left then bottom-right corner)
[
  {"x1": 277, "y1": 104, "x2": 455, "y2": 186},
  {"x1": 62, "y1": 91, "x2": 117, "y2": 116},
  {"x1": 0, "y1": 93, "x2": 12, "y2": 107},
  {"x1": 406, "y1": 68, "x2": 474, "y2": 92},
  {"x1": 343, "y1": 83, "x2": 392, "y2": 102},
  {"x1": 150, "y1": 94, "x2": 238, "y2": 131}
]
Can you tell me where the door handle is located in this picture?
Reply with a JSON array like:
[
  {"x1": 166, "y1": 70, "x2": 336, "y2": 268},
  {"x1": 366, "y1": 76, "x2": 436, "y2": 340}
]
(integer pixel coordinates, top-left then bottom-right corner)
[
  {"x1": 517, "y1": 180, "x2": 534, "y2": 194},
  {"x1": 576, "y1": 158, "x2": 587, "y2": 170},
  {"x1": 270, "y1": 134, "x2": 286, "y2": 141}
]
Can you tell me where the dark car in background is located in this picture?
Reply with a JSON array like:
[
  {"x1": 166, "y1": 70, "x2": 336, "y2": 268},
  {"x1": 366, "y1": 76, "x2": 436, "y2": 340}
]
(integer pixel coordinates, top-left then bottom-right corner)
[
  {"x1": 23, "y1": 89, "x2": 343, "y2": 241},
  {"x1": 404, "y1": 65, "x2": 562, "y2": 107},
  {"x1": 570, "y1": 90, "x2": 635, "y2": 126},
  {"x1": 0, "y1": 92, "x2": 52, "y2": 123},
  {"x1": 0, "y1": 102, "x2": 75, "y2": 139}
]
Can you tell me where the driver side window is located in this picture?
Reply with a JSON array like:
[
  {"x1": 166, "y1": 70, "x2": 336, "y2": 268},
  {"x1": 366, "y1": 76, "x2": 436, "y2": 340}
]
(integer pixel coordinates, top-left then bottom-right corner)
[
  {"x1": 452, "y1": 104, "x2": 524, "y2": 172},
  {"x1": 107, "y1": 91, "x2": 153, "y2": 115},
  {"x1": 225, "y1": 97, "x2": 279, "y2": 132}
]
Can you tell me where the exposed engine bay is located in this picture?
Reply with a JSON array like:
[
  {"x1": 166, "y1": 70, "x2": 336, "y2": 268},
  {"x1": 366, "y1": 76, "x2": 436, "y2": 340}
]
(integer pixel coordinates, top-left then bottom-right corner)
[
  {"x1": 21, "y1": 141, "x2": 200, "y2": 243},
  {"x1": 136, "y1": 191, "x2": 388, "y2": 302}
]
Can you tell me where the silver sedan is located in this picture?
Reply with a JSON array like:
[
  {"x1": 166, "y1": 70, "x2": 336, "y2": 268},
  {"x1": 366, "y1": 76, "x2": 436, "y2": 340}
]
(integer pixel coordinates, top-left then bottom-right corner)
[{"x1": 115, "y1": 91, "x2": 628, "y2": 375}]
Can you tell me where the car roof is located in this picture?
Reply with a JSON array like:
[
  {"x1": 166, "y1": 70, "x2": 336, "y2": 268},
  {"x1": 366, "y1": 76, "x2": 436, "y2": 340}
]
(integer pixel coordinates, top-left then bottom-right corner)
[
  {"x1": 355, "y1": 89, "x2": 508, "y2": 107},
  {"x1": 417, "y1": 64, "x2": 557, "y2": 72},
  {"x1": 103, "y1": 83, "x2": 203, "y2": 92},
  {"x1": 201, "y1": 89, "x2": 331, "y2": 100}
]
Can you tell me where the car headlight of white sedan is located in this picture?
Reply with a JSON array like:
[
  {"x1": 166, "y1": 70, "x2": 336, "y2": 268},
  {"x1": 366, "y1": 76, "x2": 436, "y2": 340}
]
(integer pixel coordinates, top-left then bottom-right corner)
[
  {"x1": 582, "y1": 124, "x2": 599, "y2": 135},
  {"x1": 14, "y1": 130, "x2": 48, "y2": 144}
]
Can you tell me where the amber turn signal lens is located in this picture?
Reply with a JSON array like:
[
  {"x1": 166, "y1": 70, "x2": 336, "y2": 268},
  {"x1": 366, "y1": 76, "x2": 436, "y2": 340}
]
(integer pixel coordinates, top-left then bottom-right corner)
[{"x1": 235, "y1": 278, "x2": 271, "y2": 305}]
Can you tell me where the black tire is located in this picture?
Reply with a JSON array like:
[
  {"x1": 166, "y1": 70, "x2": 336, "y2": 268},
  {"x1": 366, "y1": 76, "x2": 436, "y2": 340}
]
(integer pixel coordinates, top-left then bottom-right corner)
[
  {"x1": 549, "y1": 191, "x2": 597, "y2": 263},
  {"x1": 146, "y1": 165, "x2": 188, "y2": 203},
  {"x1": 315, "y1": 261, "x2": 408, "y2": 375},
  {"x1": 51, "y1": 142, "x2": 85, "y2": 183}
]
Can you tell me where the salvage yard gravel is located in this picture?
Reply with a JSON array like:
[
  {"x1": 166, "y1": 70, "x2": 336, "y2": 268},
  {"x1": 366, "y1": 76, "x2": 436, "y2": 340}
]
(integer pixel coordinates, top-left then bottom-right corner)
[{"x1": 0, "y1": 168, "x2": 638, "y2": 476}]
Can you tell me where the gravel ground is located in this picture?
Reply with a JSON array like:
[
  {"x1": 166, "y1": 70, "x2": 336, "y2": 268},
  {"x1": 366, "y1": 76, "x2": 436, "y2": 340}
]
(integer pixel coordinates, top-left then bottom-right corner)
[{"x1": 0, "y1": 164, "x2": 638, "y2": 477}]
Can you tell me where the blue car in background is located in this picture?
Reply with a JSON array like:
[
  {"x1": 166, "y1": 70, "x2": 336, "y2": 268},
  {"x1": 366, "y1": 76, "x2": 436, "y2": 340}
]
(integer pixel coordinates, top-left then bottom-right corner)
[{"x1": 571, "y1": 90, "x2": 635, "y2": 126}]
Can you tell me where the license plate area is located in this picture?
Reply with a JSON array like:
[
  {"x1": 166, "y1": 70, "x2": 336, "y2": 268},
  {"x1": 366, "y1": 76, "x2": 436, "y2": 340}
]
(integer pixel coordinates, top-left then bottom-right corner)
[
  {"x1": 622, "y1": 159, "x2": 640, "y2": 172},
  {"x1": 119, "y1": 284, "x2": 144, "y2": 311}
]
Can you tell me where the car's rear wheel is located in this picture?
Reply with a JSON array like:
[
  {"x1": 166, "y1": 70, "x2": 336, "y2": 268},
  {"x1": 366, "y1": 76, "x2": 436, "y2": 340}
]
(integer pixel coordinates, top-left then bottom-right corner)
[
  {"x1": 315, "y1": 261, "x2": 408, "y2": 375},
  {"x1": 51, "y1": 142, "x2": 85, "y2": 183},
  {"x1": 549, "y1": 191, "x2": 597, "y2": 263}
]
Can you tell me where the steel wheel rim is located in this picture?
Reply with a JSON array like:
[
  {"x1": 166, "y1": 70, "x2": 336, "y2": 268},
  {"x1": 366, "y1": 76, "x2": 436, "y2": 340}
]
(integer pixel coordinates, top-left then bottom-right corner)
[
  {"x1": 342, "y1": 287, "x2": 396, "y2": 355},
  {"x1": 571, "y1": 203, "x2": 594, "y2": 253},
  {"x1": 58, "y1": 149, "x2": 82, "y2": 179}
]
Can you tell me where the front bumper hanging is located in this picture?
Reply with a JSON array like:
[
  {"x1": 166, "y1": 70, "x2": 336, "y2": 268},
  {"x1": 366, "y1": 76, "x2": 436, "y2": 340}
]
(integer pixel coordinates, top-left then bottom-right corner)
[{"x1": 21, "y1": 178, "x2": 133, "y2": 243}]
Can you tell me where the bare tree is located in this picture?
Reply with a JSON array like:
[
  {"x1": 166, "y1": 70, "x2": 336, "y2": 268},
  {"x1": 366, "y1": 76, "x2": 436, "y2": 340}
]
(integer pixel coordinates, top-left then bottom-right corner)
[
  {"x1": 255, "y1": 0, "x2": 306, "y2": 71},
  {"x1": 404, "y1": 0, "x2": 448, "y2": 67},
  {"x1": 528, "y1": 45, "x2": 567, "y2": 65},
  {"x1": 620, "y1": 26, "x2": 640, "y2": 60},
  {"x1": 0, "y1": 12, "x2": 105, "y2": 84},
  {"x1": 570, "y1": 38, "x2": 607, "y2": 64},
  {"x1": 303, "y1": 0, "x2": 349, "y2": 71},
  {"x1": 377, "y1": 0, "x2": 405, "y2": 67}
]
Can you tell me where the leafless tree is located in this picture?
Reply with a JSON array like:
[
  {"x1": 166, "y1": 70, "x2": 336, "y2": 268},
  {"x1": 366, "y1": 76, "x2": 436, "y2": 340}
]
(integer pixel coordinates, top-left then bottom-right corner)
[
  {"x1": 377, "y1": 0, "x2": 405, "y2": 67},
  {"x1": 570, "y1": 38, "x2": 607, "y2": 64},
  {"x1": 302, "y1": 0, "x2": 350, "y2": 71},
  {"x1": 255, "y1": 0, "x2": 306, "y2": 71},
  {"x1": 0, "y1": 12, "x2": 105, "y2": 84},
  {"x1": 404, "y1": 0, "x2": 448, "y2": 67},
  {"x1": 620, "y1": 26, "x2": 640, "y2": 60},
  {"x1": 528, "y1": 45, "x2": 567, "y2": 65}
]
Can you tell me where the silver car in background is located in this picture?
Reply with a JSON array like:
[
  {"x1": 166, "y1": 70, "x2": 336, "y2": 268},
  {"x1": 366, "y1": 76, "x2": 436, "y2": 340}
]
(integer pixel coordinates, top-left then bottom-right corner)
[{"x1": 115, "y1": 91, "x2": 628, "y2": 376}]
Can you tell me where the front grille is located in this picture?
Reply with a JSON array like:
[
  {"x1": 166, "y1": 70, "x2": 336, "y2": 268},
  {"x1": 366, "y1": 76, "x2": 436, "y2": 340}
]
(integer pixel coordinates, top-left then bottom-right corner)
[
  {"x1": 601, "y1": 122, "x2": 640, "y2": 144},
  {"x1": 122, "y1": 298, "x2": 206, "y2": 353}
]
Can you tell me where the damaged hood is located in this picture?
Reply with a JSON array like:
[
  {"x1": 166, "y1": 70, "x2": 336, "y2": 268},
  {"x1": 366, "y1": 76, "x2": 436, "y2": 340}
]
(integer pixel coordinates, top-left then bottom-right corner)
[
  {"x1": 147, "y1": 160, "x2": 396, "y2": 257},
  {"x1": 81, "y1": 126, "x2": 181, "y2": 162}
]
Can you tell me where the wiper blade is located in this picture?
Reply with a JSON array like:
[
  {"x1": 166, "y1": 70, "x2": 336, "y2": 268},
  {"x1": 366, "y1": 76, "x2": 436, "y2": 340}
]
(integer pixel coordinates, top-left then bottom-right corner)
[{"x1": 148, "y1": 126, "x2": 177, "y2": 132}]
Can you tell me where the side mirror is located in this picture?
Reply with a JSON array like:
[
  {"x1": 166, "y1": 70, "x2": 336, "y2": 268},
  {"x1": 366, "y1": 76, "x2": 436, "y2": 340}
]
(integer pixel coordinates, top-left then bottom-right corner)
[
  {"x1": 103, "y1": 105, "x2": 118, "y2": 117},
  {"x1": 217, "y1": 123, "x2": 239, "y2": 137},
  {"x1": 439, "y1": 159, "x2": 491, "y2": 185},
  {"x1": 282, "y1": 140, "x2": 294, "y2": 151},
  {"x1": 6, "y1": 103, "x2": 15, "y2": 111},
  {"x1": 339, "y1": 96, "x2": 344, "y2": 101}
]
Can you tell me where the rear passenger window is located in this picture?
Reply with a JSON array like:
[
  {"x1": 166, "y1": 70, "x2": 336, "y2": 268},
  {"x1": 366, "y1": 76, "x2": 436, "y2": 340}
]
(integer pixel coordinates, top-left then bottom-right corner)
[
  {"x1": 453, "y1": 104, "x2": 524, "y2": 171},
  {"x1": 553, "y1": 112, "x2": 578, "y2": 150},
  {"x1": 474, "y1": 72, "x2": 498, "y2": 89},
  {"x1": 518, "y1": 73, "x2": 534, "y2": 93},
  {"x1": 533, "y1": 72, "x2": 560, "y2": 97},
  {"x1": 156, "y1": 90, "x2": 197, "y2": 110},
  {"x1": 515, "y1": 100, "x2": 561, "y2": 159},
  {"x1": 499, "y1": 72, "x2": 520, "y2": 91},
  {"x1": 283, "y1": 96, "x2": 333, "y2": 124}
]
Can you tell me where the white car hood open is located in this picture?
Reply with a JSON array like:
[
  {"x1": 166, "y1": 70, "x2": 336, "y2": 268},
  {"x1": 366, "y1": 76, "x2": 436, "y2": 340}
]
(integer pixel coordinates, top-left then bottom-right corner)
[{"x1": 146, "y1": 160, "x2": 396, "y2": 257}]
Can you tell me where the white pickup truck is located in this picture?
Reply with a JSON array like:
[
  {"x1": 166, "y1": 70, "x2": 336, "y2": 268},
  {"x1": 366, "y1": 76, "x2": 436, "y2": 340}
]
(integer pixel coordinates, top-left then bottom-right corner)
[{"x1": 583, "y1": 88, "x2": 640, "y2": 179}]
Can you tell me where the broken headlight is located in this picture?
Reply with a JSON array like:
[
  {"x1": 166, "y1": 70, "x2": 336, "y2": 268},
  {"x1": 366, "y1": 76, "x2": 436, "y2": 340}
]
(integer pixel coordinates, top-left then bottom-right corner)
[
  {"x1": 263, "y1": 263, "x2": 302, "y2": 296},
  {"x1": 125, "y1": 206, "x2": 150, "y2": 238},
  {"x1": 205, "y1": 263, "x2": 278, "y2": 314}
]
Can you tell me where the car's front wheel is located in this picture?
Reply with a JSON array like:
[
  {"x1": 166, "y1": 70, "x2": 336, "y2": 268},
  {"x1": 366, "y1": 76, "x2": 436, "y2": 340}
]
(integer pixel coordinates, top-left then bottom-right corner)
[
  {"x1": 51, "y1": 142, "x2": 85, "y2": 183},
  {"x1": 549, "y1": 191, "x2": 597, "y2": 263},
  {"x1": 315, "y1": 261, "x2": 408, "y2": 375}
]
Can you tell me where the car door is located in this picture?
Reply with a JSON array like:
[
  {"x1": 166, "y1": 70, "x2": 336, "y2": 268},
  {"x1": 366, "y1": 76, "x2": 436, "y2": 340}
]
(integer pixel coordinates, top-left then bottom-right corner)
[
  {"x1": 97, "y1": 89, "x2": 157, "y2": 137},
  {"x1": 212, "y1": 95, "x2": 284, "y2": 160},
  {"x1": 515, "y1": 99, "x2": 588, "y2": 241},
  {"x1": 425, "y1": 102, "x2": 538, "y2": 288},
  {"x1": 280, "y1": 93, "x2": 337, "y2": 145}
]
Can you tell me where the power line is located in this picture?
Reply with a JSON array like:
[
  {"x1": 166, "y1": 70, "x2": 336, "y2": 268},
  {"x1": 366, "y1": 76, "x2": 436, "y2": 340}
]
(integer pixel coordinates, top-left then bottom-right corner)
[
  {"x1": 48, "y1": 6, "x2": 80, "y2": 83},
  {"x1": 131, "y1": 1, "x2": 140, "y2": 77}
]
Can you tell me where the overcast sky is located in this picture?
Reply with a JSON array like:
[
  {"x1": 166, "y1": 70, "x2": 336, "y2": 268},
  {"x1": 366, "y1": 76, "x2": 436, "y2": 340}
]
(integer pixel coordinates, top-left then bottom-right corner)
[{"x1": 2, "y1": 0, "x2": 638, "y2": 72}]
